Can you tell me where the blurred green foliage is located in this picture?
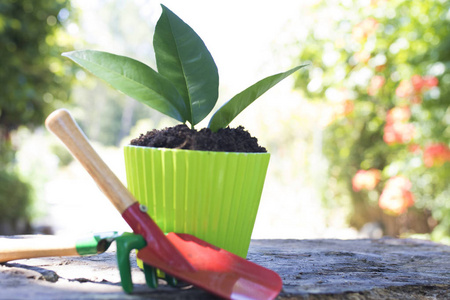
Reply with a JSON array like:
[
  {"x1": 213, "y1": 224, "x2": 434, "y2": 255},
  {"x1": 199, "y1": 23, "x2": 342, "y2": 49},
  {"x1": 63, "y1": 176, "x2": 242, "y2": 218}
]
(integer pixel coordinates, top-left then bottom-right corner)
[
  {"x1": 0, "y1": 0, "x2": 75, "y2": 233},
  {"x1": 293, "y1": 0, "x2": 450, "y2": 240},
  {"x1": 0, "y1": 169, "x2": 32, "y2": 233},
  {"x1": 72, "y1": 80, "x2": 156, "y2": 146},
  {"x1": 0, "y1": 0, "x2": 75, "y2": 139}
]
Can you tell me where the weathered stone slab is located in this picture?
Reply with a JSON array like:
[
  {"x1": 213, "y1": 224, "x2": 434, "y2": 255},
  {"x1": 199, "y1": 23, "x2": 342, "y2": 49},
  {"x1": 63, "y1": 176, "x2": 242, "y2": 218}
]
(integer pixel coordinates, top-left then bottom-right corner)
[
  {"x1": 250, "y1": 238, "x2": 450, "y2": 299},
  {"x1": 0, "y1": 238, "x2": 449, "y2": 299}
]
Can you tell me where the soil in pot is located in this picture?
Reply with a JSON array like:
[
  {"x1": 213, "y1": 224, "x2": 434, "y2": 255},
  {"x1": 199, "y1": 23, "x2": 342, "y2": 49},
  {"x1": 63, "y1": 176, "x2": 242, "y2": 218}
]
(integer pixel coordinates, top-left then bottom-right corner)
[{"x1": 130, "y1": 124, "x2": 267, "y2": 153}]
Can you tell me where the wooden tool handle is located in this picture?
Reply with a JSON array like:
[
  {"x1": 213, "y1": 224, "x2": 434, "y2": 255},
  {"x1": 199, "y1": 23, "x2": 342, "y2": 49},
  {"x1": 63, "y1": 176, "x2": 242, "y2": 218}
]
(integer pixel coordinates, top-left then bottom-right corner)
[
  {"x1": 0, "y1": 236, "x2": 78, "y2": 263},
  {"x1": 45, "y1": 109, "x2": 135, "y2": 213}
]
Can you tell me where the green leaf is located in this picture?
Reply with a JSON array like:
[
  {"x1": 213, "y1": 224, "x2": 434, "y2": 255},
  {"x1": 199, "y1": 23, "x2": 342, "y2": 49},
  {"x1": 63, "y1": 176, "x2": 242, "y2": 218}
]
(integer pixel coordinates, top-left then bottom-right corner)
[
  {"x1": 154, "y1": 5, "x2": 219, "y2": 126},
  {"x1": 62, "y1": 50, "x2": 188, "y2": 123},
  {"x1": 208, "y1": 65, "x2": 308, "y2": 132}
]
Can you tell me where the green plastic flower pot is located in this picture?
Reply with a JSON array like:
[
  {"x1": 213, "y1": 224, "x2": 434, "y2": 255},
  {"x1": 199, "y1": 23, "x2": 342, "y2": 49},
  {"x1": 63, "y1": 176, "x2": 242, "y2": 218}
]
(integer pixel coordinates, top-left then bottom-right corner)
[{"x1": 124, "y1": 145, "x2": 270, "y2": 258}]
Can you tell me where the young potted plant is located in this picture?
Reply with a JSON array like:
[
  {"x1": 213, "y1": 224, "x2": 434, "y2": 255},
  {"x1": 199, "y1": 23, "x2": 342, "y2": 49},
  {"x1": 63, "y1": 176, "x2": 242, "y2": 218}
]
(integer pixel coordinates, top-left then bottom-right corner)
[{"x1": 63, "y1": 5, "x2": 305, "y2": 258}]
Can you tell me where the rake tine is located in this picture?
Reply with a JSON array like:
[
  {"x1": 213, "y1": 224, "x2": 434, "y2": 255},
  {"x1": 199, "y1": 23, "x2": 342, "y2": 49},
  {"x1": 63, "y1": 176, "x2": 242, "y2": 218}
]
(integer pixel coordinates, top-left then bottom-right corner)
[
  {"x1": 155, "y1": 269, "x2": 178, "y2": 287},
  {"x1": 116, "y1": 233, "x2": 147, "y2": 293},
  {"x1": 143, "y1": 263, "x2": 158, "y2": 288},
  {"x1": 165, "y1": 273, "x2": 178, "y2": 287},
  {"x1": 116, "y1": 233, "x2": 179, "y2": 292}
]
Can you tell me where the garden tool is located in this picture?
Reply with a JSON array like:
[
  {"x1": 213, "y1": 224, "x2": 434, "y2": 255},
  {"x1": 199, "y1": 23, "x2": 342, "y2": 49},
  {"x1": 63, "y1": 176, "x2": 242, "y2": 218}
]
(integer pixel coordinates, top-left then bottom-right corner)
[
  {"x1": 0, "y1": 231, "x2": 120, "y2": 263},
  {"x1": 45, "y1": 108, "x2": 283, "y2": 300},
  {"x1": 0, "y1": 231, "x2": 177, "y2": 293}
]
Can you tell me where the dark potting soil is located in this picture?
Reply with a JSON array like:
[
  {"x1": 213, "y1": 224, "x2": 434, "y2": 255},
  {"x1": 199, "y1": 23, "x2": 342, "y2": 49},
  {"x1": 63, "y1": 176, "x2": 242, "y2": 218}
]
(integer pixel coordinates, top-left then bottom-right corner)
[{"x1": 130, "y1": 124, "x2": 267, "y2": 153}]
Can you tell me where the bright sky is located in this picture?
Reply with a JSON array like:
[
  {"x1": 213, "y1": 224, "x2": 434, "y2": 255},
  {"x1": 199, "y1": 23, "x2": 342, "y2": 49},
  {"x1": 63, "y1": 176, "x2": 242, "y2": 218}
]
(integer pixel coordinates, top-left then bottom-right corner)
[
  {"x1": 71, "y1": 0, "x2": 304, "y2": 97},
  {"x1": 157, "y1": 1, "x2": 302, "y2": 86}
]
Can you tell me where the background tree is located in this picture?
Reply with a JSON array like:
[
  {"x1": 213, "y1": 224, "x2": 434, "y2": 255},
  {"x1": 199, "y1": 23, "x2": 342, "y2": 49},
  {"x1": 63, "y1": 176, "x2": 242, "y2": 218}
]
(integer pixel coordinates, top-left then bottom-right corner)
[
  {"x1": 0, "y1": 0, "x2": 75, "y2": 142},
  {"x1": 0, "y1": 0, "x2": 75, "y2": 233},
  {"x1": 292, "y1": 0, "x2": 450, "y2": 241}
]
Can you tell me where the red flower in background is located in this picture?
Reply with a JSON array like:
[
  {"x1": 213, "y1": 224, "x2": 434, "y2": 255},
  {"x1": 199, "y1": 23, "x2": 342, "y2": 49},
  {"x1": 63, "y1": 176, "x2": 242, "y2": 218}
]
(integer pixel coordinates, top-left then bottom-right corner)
[
  {"x1": 379, "y1": 176, "x2": 414, "y2": 215},
  {"x1": 423, "y1": 143, "x2": 450, "y2": 168},
  {"x1": 367, "y1": 75, "x2": 385, "y2": 96},
  {"x1": 339, "y1": 99, "x2": 355, "y2": 116},
  {"x1": 411, "y1": 74, "x2": 425, "y2": 91},
  {"x1": 411, "y1": 75, "x2": 439, "y2": 91},
  {"x1": 408, "y1": 144, "x2": 421, "y2": 154},
  {"x1": 383, "y1": 106, "x2": 415, "y2": 145},
  {"x1": 352, "y1": 18, "x2": 379, "y2": 42},
  {"x1": 395, "y1": 79, "x2": 414, "y2": 98},
  {"x1": 383, "y1": 123, "x2": 415, "y2": 145},
  {"x1": 383, "y1": 123, "x2": 416, "y2": 145},
  {"x1": 396, "y1": 75, "x2": 439, "y2": 104},
  {"x1": 327, "y1": 88, "x2": 355, "y2": 124},
  {"x1": 354, "y1": 51, "x2": 371, "y2": 64},
  {"x1": 423, "y1": 76, "x2": 439, "y2": 88},
  {"x1": 386, "y1": 106, "x2": 411, "y2": 123},
  {"x1": 352, "y1": 169, "x2": 381, "y2": 191}
]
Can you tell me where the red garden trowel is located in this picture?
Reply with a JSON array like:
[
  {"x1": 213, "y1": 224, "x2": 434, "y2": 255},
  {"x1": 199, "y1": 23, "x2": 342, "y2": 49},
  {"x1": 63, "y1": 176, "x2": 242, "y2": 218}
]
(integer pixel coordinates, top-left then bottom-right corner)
[{"x1": 45, "y1": 109, "x2": 283, "y2": 300}]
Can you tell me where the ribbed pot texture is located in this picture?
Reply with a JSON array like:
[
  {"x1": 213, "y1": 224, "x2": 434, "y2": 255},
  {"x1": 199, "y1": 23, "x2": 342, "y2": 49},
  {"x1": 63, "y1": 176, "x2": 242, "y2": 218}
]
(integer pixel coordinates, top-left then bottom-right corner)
[{"x1": 124, "y1": 145, "x2": 270, "y2": 258}]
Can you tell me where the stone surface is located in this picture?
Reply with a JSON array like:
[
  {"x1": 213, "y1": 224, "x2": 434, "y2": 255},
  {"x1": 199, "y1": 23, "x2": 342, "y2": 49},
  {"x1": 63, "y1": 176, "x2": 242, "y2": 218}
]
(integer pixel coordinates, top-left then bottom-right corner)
[
  {"x1": 251, "y1": 238, "x2": 450, "y2": 299},
  {"x1": 0, "y1": 238, "x2": 449, "y2": 299}
]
